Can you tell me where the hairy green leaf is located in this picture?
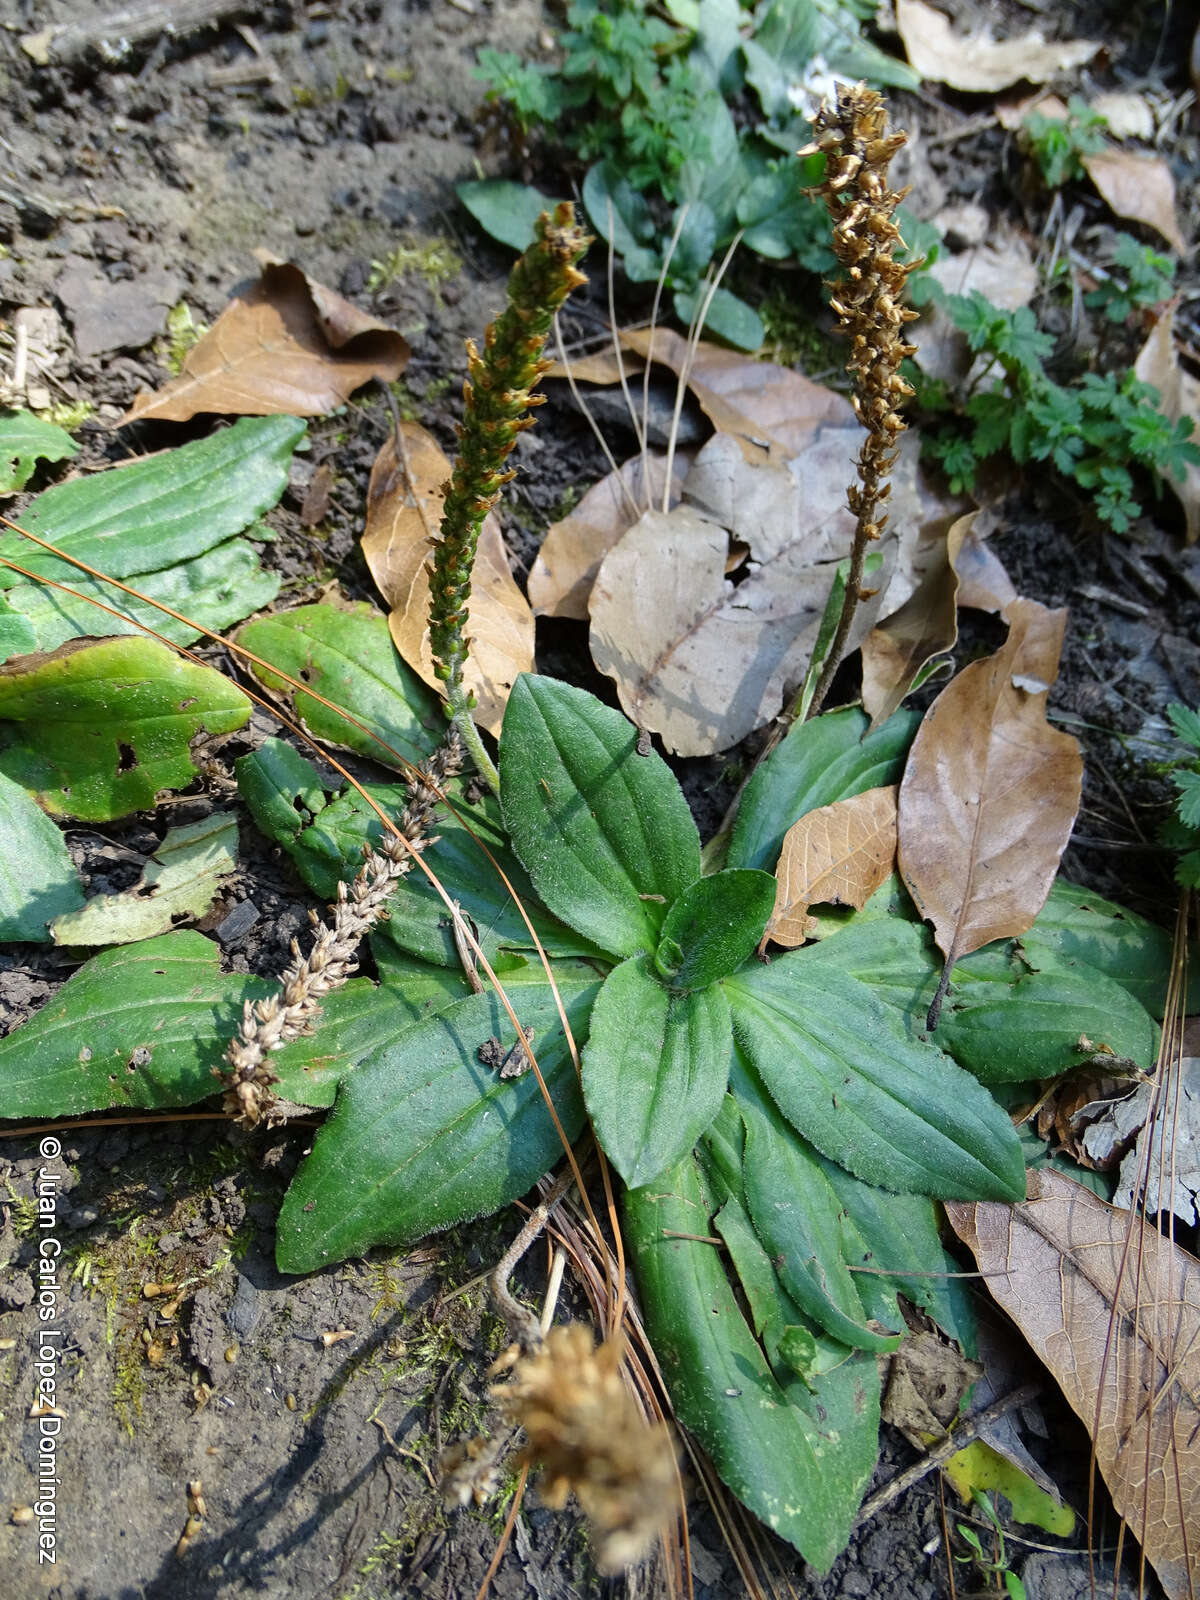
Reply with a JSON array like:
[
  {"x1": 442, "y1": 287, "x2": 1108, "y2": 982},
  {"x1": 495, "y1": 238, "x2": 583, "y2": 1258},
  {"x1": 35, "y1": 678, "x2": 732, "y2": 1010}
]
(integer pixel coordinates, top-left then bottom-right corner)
[
  {"x1": 458, "y1": 180, "x2": 561, "y2": 253},
  {"x1": 583, "y1": 954, "x2": 731, "y2": 1187},
  {"x1": 276, "y1": 972, "x2": 601, "y2": 1272},
  {"x1": 238, "y1": 601, "x2": 440, "y2": 771},
  {"x1": 235, "y1": 737, "x2": 328, "y2": 847},
  {"x1": 726, "y1": 956, "x2": 1026, "y2": 1201},
  {"x1": 730, "y1": 706, "x2": 920, "y2": 872},
  {"x1": 0, "y1": 636, "x2": 250, "y2": 821},
  {"x1": 654, "y1": 868, "x2": 776, "y2": 990},
  {"x1": 0, "y1": 409, "x2": 77, "y2": 494},
  {"x1": 500, "y1": 675, "x2": 701, "y2": 958},
  {"x1": 0, "y1": 768, "x2": 84, "y2": 940},
  {"x1": 1021, "y1": 878, "x2": 1190, "y2": 1015},
  {"x1": 625, "y1": 1156, "x2": 880, "y2": 1570},
  {"x1": 0, "y1": 595, "x2": 36, "y2": 664}
]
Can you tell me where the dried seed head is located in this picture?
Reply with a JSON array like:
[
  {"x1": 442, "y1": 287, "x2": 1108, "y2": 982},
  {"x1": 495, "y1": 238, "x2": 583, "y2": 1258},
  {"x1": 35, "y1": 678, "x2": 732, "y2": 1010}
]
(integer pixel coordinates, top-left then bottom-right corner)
[{"x1": 493, "y1": 1325, "x2": 677, "y2": 1575}]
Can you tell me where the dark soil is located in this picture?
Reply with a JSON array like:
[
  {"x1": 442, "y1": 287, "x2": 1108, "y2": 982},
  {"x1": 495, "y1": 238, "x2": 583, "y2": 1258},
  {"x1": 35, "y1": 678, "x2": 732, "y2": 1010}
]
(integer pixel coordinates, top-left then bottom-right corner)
[{"x1": 0, "y1": 1, "x2": 1195, "y2": 1598}]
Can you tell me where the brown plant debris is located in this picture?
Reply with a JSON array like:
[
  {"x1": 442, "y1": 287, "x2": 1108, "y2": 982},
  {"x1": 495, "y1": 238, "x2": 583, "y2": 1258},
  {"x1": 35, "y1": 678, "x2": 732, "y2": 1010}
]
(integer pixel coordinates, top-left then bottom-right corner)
[
  {"x1": 221, "y1": 729, "x2": 463, "y2": 1125},
  {"x1": 947, "y1": 1168, "x2": 1200, "y2": 1600},
  {"x1": 895, "y1": 0, "x2": 1101, "y2": 93},
  {"x1": 493, "y1": 1324, "x2": 677, "y2": 1575},
  {"x1": 766, "y1": 784, "x2": 898, "y2": 946}
]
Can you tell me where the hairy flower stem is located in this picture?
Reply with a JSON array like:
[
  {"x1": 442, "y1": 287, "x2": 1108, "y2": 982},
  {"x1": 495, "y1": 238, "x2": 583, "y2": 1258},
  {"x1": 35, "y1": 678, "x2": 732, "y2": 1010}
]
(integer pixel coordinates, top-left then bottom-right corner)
[
  {"x1": 430, "y1": 203, "x2": 591, "y2": 790},
  {"x1": 797, "y1": 83, "x2": 919, "y2": 722},
  {"x1": 221, "y1": 730, "x2": 464, "y2": 1126}
]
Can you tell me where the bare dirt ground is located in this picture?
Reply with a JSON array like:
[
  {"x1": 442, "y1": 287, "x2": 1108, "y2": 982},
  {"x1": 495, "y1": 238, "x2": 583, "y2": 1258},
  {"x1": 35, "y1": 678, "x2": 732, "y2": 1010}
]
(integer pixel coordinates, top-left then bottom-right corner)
[{"x1": 0, "y1": 1, "x2": 1194, "y2": 1597}]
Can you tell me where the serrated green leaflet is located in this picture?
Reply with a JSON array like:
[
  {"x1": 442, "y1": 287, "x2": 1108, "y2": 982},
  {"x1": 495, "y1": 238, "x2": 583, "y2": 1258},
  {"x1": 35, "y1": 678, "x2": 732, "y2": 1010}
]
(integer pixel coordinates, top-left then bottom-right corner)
[
  {"x1": 582, "y1": 954, "x2": 731, "y2": 1187},
  {"x1": 732, "y1": 1055, "x2": 900, "y2": 1352},
  {"x1": 0, "y1": 768, "x2": 84, "y2": 940},
  {"x1": 276, "y1": 972, "x2": 601, "y2": 1272},
  {"x1": 0, "y1": 636, "x2": 250, "y2": 821},
  {"x1": 6, "y1": 537, "x2": 279, "y2": 653},
  {"x1": 0, "y1": 931, "x2": 269, "y2": 1115},
  {"x1": 625, "y1": 1156, "x2": 880, "y2": 1571},
  {"x1": 0, "y1": 409, "x2": 77, "y2": 494},
  {"x1": 235, "y1": 738, "x2": 328, "y2": 847},
  {"x1": 729, "y1": 705, "x2": 919, "y2": 872},
  {"x1": 500, "y1": 675, "x2": 701, "y2": 958},
  {"x1": 653, "y1": 868, "x2": 776, "y2": 990},
  {"x1": 238, "y1": 602, "x2": 440, "y2": 770},
  {"x1": 0, "y1": 415, "x2": 304, "y2": 588},
  {"x1": 726, "y1": 955, "x2": 1026, "y2": 1201}
]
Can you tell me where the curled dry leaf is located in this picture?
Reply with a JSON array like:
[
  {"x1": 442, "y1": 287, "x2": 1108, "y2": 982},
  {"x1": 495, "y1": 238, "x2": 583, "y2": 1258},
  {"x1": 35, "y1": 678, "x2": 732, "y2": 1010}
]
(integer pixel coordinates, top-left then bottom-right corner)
[
  {"x1": 898, "y1": 597, "x2": 1083, "y2": 983},
  {"x1": 766, "y1": 785, "x2": 898, "y2": 948},
  {"x1": 1100, "y1": 1058, "x2": 1200, "y2": 1226},
  {"x1": 122, "y1": 259, "x2": 409, "y2": 424},
  {"x1": 1082, "y1": 149, "x2": 1186, "y2": 255},
  {"x1": 588, "y1": 427, "x2": 879, "y2": 757},
  {"x1": 362, "y1": 422, "x2": 533, "y2": 735},
  {"x1": 947, "y1": 1167, "x2": 1200, "y2": 1600},
  {"x1": 1135, "y1": 304, "x2": 1200, "y2": 543},
  {"x1": 895, "y1": 0, "x2": 1101, "y2": 93},
  {"x1": 527, "y1": 452, "x2": 686, "y2": 620},
  {"x1": 952, "y1": 514, "x2": 1017, "y2": 617}
]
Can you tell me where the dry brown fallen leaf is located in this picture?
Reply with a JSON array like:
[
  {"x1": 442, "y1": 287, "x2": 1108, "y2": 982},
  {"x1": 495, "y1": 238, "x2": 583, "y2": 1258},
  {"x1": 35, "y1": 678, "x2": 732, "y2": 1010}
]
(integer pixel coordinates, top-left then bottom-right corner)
[
  {"x1": 1099, "y1": 1058, "x2": 1200, "y2": 1227},
  {"x1": 527, "y1": 452, "x2": 686, "y2": 620},
  {"x1": 897, "y1": 598, "x2": 1083, "y2": 998},
  {"x1": 587, "y1": 426, "x2": 884, "y2": 757},
  {"x1": 883, "y1": 1327, "x2": 982, "y2": 1449},
  {"x1": 1135, "y1": 304, "x2": 1200, "y2": 544},
  {"x1": 554, "y1": 329, "x2": 854, "y2": 464},
  {"x1": 122, "y1": 259, "x2": 409, "y2": 424},
  {"x1": 952, "y1": 514, "x2": 1017, "y2": 616},
  {"x1": 947, "y1": 1168, "x2": 1200, "y2": 1600},
  {"x1": 766, "y1": 785, "x2": 898, "y2": 947},
  {"x1": 895, "y1": 0, "x2": 1101, "y2": 93},
  {"x1": 361, "y1": 421, "x2": 533, "y2": 736},
  {"x1": 1082, "y1": 148, "x2": 1187, "y2": 255}
]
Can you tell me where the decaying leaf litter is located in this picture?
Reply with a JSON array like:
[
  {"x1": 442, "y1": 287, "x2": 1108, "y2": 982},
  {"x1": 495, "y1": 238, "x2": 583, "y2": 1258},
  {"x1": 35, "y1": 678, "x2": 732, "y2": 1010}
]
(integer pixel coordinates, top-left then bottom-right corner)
[{"x1": 0, "y1": 3, "x2": 1196, "y2": 1600}]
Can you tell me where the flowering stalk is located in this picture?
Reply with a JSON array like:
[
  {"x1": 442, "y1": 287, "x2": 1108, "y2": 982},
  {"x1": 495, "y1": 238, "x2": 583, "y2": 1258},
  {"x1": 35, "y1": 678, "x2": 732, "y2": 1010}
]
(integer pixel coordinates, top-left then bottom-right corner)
[
  {"x1": 221, "y1": 730, "x2": 463, "y2": 1125},
  {"x1": 429, "y1": 202, "x2": 590, "y2": 791},
  {"x1": 798, "y1": 83, "x2": 919, "y2": 720}
]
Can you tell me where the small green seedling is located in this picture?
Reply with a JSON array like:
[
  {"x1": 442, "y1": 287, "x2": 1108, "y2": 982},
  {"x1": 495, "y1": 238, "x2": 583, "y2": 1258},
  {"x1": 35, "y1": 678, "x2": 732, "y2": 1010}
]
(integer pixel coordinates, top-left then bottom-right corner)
[
  {"x1": 1085, "y1": 234, "x2": 1176, "y2": 324},
  {"x1": 1023, "y1": 97, "x2": 1107, "y2": 189},
  {"x1": 955, "y1": 1492, "x2": 1028, "y2": 1600}
]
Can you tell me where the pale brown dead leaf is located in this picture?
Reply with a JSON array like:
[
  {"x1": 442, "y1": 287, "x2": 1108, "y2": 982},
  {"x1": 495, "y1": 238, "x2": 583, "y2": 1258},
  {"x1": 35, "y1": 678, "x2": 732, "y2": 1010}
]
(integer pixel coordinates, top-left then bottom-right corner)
[
  {"x1": 587, "y1": 427, "x2": 881, "y2": 756},
  {"x1": 897, "y1": 598, "x2": 1083, "y2": 975},
  {"x1": 947, "y1": 1167, "x2": 1200, "y2": 1600},
  {"x1": 766, "y1": 786, "x2": 898, "y2": 947},
  {"x1": 527, "y1": 452, "x2": 686, "y2": 620},
  {"x1": 994, "y1": 92, "x2": 1069, "y2": 132},
  {"x1": 1103, "y1": 1059, "x2": 1200, "y2": 1226},
  {"x1": 896, "y1": 0, "x2": 1101, "y2": 93},
  {"x1": 1082, "y1": 149, "x2": 1187, "y2": 254},
  {"x1": 1135, "y1": 304, "x2": 1200, "y2": 543},
  {"x1": 883, "y1": 1328, "x2": 982, "y2": 1449},
  {"x1": 361, "y1": 422, "x2": 533, "y2": 735},
  {"x1": 952, "y1": 514, "x2": 1017, "y2": 616},
  {"x1": 122, "y1": 260, "x2": 409, "y2": 424},
  {"x1": 1090, "y1": 90, "x2": 1156, "y2": 141},
  {"x1": 553, "y1": 330, "x2": 854, "y2": 463}
]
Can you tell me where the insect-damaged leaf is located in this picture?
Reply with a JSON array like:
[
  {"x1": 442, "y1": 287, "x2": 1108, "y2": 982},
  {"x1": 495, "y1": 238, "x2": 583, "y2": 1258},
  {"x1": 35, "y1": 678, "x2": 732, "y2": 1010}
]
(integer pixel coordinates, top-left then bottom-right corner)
[
  {"x1": 276, "y1": 971, "x2": 601, "y2": 1272},
  {"x1": 0, "y1": 636, "x2": 250, "y2": 821},
  {"x1": 362, "y1": 422, "x2": 534, "y2": 736},
  {"x1": 947, "y1": 1168, "x2": 1200, "y2": 1600},
  {"x1": 0, "y1": 408, "x2": 77, "y2": 494},
  {"x1": 898, "y1": 598, "x2": 1082, "y2": 996},
  {"x1": 766, "y1": 785, "x2": 898, "y2": 947},
  {"x1": 121, "y1": 259, "x2": 409, "y2": 423}
]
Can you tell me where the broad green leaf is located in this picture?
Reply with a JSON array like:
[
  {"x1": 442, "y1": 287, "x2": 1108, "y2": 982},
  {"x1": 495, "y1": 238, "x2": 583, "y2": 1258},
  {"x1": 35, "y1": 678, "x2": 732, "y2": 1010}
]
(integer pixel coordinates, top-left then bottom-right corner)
[
  {"x1": 673, "y1": 285, "x2": 763, "y2": 351},
  {"x1": 0, "y1": 769, "x2": 84, "y2": 940},
  {"x1": 582, "y1": 955, "x2": 731, "y2": 1186},
  {"x1": 0, "y1": 415, "x2": 304, "y2": 589},
  {"x1": 0, "y1": 409, "x2": 77, "y2": 494},
  {"x1": 712, "y1": 1191, "x2": 834, "y2": 1383},
  {"x1": 457, "y1": 180, "x2": 561, "y2": 254},
  {"x1": 0, "y1": 595, "x2": 36, "y2": 664},
  {"x1": 500, "y1": 675, "x2": 701, "y2": 958},
  {"x1": 50, "y1": 812, "x2": 238, "y2": 947},
  {"x1": 6, "y1": 537, "x2": 280, "y2": 652},
  {"x1": 654, "y1": 868, "x2": 776, "y2": 990},
  {"x1": 582, "y1": 161, "x2": 664, "y2": 282},
  {"x1": 726, "y1": 956, "x2": 1026, "y2": 1201},
  {"x1": 625, "y1": 1156, "x2": 880, "y2": 1570},
  {"x1": 733, "y1": 1056, "x2": 900, "y2": 1352},
  {"x1": 730, "y1": 706, "x2": 920, "y2": 872},
  {"x1": 276, "y1": 972, "x2": 601, "y2": 1272},
  {"x1": 1021, "y1": 878, "x2": 1190, "y2": 1015},
  {"x1": 235, "y1": 737, "x2": 328, "y2": 847},
  {"x1": 0, "y1": 931, "x2": 269, "y2": 1115},
  {"x1": 0, "y1": 636, "x2": 250, "y2": 821},
  {"x1": 238, "y1": 602, "x2": 440, "y2": 770}
]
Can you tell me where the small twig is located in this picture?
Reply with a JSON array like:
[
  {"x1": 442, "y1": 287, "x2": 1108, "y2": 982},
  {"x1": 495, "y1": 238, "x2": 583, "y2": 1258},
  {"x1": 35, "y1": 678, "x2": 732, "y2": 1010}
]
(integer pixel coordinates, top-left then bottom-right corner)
[
  {"x1": 490, "y1": 1167, "x2": 576, "y2": 1351},
  {"x1": 854, "y1": 1382, "x2": 1044, "y2": 1529}
]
